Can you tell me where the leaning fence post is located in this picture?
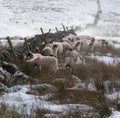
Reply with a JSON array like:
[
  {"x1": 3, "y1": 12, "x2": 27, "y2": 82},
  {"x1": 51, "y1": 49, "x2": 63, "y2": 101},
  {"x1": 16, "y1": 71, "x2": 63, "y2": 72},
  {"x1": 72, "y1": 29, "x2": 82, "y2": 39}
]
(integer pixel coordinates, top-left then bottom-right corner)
[
  {"x1": 66, "y1": 27, "x2": 69, "y2": 31},
  {"x1": 6, "y1": 36, "x2": 17, "y2": 61},
  {"x1": 48, "y1": 29, "x2": 51, "y2": 33},
  {"x1": 55, "y1": 27, "x2": 58, "y2": 33},
  {"x1": 40, "y1": 28, "x2": 44, "y2": 34},
  {"x1": 62, "y1": 24, "x2": 66, "y2": 31}
]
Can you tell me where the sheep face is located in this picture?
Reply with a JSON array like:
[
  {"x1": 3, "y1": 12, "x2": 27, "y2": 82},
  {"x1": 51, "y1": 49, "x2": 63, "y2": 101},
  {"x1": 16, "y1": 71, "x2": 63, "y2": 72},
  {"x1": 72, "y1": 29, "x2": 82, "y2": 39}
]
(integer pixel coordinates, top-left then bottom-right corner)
[{"x1": 25, "y1": 52, "x2": 33, "y2": 59}]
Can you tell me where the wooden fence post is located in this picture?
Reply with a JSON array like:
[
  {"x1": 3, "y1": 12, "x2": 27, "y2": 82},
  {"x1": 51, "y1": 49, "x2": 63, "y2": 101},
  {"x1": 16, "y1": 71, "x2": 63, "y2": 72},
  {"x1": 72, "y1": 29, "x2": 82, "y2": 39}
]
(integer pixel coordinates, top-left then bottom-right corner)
[
  {"x1": 6, "y1": 36, "x2": 17, "y2": 61},
  {"x1": 48, "y1": 29, "x2": 51, "y2": 33},
  {"x1": 55, "y1": 27, "x2": 58, "y2": 33},
  {"x1": 40, "y1": 28, "x2": 44, "y2": 34},
  {"x1": 66, "y1": 27, "x2": 69, "y2": 31},
  {"x1": 62, "y1": 24, "x2": 66, "y2": 31}
]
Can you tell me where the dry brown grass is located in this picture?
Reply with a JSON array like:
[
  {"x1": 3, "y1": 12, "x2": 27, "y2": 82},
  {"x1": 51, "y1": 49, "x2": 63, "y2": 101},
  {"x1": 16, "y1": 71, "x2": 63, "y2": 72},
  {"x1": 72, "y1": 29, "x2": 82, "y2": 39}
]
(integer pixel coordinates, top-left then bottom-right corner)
[
  {"x1": 1, "y1": 44, "x2": 120, "y2": 117},
  {"x1": 0, "y1": 103, "x2": 22, "y2": 118}
]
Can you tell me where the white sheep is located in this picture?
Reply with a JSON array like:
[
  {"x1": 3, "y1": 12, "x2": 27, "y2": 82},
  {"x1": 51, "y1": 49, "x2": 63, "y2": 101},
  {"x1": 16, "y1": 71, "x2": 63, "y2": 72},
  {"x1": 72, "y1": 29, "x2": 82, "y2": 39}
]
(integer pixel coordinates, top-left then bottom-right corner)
[
  {"x1": 24, "y1": 52, "x2": 58, "y2": 72},
  {"x1": 104, "y1": 40, "x2": 115, "y2": 49},
  {"x1": 89, "y1": 38, "x2": 114, "y2": 52},
  {"x1": 52, "y1": 42, "x2": 63, "y2": 57},
  {"x1": 65, "y1": 48, "x2": 80, "y2": 62},
  {"x1": 62, "y1": 34, "x2": 80, "y2": 45},
  {"x1": 89, "y1": 39, "x2": 108, "y2": 51},
  {"x1": 52, "y1": 42, "x2": 71, "y2": 58},
  {"x1": 73, "y1": 41, "x2": 82, "y2": 52},
  {"x1": 41, "y1": 47, "x2": 53, "y2": 56},
  {"x1": 73, "y1": 39, "x2": 91, "y2": 52}
]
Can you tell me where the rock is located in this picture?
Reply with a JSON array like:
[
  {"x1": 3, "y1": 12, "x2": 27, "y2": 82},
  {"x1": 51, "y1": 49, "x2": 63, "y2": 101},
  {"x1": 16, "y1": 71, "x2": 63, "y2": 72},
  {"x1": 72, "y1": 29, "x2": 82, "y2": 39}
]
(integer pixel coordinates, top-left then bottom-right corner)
[
  {"x1": 12, "y1": 71, "x2": 32, "y2": 84},
  {"x1": 1, "y1": 61, "x2": 19, "y2": 75}
]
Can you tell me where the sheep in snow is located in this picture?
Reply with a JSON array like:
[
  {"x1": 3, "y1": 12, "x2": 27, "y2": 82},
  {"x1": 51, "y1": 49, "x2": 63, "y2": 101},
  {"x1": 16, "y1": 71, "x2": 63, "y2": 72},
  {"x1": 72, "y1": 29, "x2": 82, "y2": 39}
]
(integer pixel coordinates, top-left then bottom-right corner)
[
  {"x1": 73, "y1": 39, "x2": 91, "y2": 52},
  {"x1": 62, "y1": 42, "x2": 72, "y2": 51},
  {"x1": 73, "y1": 41, "x2": 83, "y2": 52},
  {"x1": 87, "y1": 38, "x2": 106, "y2": 51},
  {"x1": 52, "y1": 42, "x2": 63, "y2": 58},
  {"x1": 44, "y1": 42, "x2": 62, "y2": 58},
  {"x1": 65, "y1": 48, "x2": 80, "y2": 62},
  {"x1": 52, "y1": 42, "x2": 71, "y2": 58},
  {"x1": 24, "y1": 52, "x2": 58, "y2": 73},
  {"x1": 103, "y1": 40, "x2": 115, "y2": 49},
  {"x1": 62, "y1": 34, "x2": 80, "y2": 45},
  {"x1": 89, "y1": 38, "x2": 114, "y2": 51},
  {"x1": 41, "y1": 47, "x2": 53, "y2": 56}
]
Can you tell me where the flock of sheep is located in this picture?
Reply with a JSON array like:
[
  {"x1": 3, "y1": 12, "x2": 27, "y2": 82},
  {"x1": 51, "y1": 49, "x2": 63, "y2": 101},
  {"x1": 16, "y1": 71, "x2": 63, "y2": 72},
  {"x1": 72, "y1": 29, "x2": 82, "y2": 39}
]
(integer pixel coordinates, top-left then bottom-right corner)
[{"x1": 24, "y1": 33, "x2": 115, "y2": 73}]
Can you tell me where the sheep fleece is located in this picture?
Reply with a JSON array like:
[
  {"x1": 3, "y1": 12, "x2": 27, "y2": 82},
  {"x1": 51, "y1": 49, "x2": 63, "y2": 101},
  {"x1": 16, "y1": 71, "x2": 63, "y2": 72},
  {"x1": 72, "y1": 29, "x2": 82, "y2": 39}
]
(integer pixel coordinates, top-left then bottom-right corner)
[{"x1": 27, "y1": 55, "x2": 58, "y2": 72}]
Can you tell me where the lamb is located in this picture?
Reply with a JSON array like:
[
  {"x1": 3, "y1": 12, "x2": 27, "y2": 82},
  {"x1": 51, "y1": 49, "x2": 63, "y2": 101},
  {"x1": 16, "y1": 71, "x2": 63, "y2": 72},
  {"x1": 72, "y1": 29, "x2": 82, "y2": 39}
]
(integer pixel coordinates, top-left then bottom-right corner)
[
  {"x1": 52, "y1": 42, "x2": 63, "y2": 58},
  {"x1": 73, "y1": 41, "x2": 82, "y2": 52},
  {"x1": 62, "y1": 34, "x2": 80, "y2": 45},
  {"x1": 41, "y1": 47, "x2": 53, "y2": 56},
  {"x1": 104, "y1": 40, "x2": 115, "y2": 49},
  {"x1": 65, "y1": 48, "x2": 80, "y2": 62},
  {"x1": 52, "y1": 42, "x2": 71, "y2": 58},
  {"x1": 73, "y1": 39, "x2": 91, "y2": 52},
  {"x1": 24, "y1": 52, "x2": 58, "y2": 73},
  {"x1": 87, "y1": 38, "x2": 107, "y2": 52},
  {"x1": 89, "y1": 38, "x2": 113, "y2": 51},
  {"x1": 62, "y1": 42, "x2": 72, "y2": 51}
]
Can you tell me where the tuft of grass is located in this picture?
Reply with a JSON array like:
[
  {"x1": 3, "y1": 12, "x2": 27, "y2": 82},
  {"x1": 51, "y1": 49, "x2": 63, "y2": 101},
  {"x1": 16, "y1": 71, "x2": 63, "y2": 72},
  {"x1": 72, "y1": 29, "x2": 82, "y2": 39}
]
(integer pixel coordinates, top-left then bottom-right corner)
[
  {"x1": 95, "y1": 100, "x2": 112, "y2": 118},
  {"x1": 35, "y1": 108, "x2": 51, "y2": 118},
  {"x1": 66, "y1": 108, "x2": 100, "y2": 118},
  {"x1": 94, "y1": 77, "x2": 106, "y2": 93},
  {"x1": 0, "y1": 103, "x2": 22, "y2": 118}
]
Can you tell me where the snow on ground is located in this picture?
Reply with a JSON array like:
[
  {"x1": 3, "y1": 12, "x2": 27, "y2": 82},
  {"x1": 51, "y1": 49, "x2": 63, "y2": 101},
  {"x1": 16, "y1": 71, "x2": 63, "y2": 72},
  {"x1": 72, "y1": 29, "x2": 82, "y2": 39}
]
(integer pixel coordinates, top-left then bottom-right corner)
[
  {"x1": 0, "y1": 38, "x2": 24, "y2": 47},
  {"x1": 0, "y1": 0, "x2": 97, "y2": 37},
  {"x1": 76, "y1": 0, "x2": 120, "y2": 40},
  {"x1": 108, "y1": 110, "x2": 120, "y2": 118},
  {"x1": 0, "y1": 0, "x2": 119, "y2": 46},
  {"x1": 0, "y1": 85, "x2": 93, "y2": 115},
  {"x1": 106, "y1": 92, "x2": 120, "y2": 101},
  {"x1": 76, "y1": 54, "x2": 120, "y2": 66},
  {"x1": 90, "y1": 55, "x2": 120, "y2": 65},
  {"x1": 0, "y1": 0, "x2": 120, "y2": 38}
]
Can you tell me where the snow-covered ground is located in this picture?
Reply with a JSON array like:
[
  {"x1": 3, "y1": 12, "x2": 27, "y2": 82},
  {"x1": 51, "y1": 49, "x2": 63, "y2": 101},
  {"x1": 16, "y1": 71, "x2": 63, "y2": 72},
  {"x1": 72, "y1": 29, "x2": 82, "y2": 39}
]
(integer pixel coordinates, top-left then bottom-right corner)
[
  {"x1": 0, "y1": 0, "x2": 97, "y2": 37},
  {"x1": 0, "y1": 0, "x2": 120, "y2": 38},
  {"x1": 89, "y1": 55, "x2": 120, "y2": 65},
  {"x1": 0, "y1": 83, "x2": 93, "y2": 115},
  {"x1": 108, "y1": 110, "x2": 120, "y2": 118}
]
